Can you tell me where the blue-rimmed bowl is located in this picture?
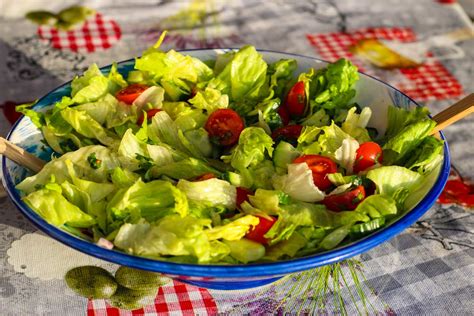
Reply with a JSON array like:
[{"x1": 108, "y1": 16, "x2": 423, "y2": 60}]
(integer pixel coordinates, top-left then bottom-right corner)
[{"x1": 1, "y1": 49, "x2": 450, "y2": 290}]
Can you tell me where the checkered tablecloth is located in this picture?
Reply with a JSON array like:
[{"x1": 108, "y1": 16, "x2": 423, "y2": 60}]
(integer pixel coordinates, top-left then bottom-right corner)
[
  {"x1": 307, "y1": 27, "x2": 464, "y2": 101},
  {"x1": 87, "y1": 280, "x2": 217, "y2": 316},
  {"x1": 38, "y1": 13, "x2": 122, "y2": 53},
  {"x1": 0, "y1": 0, "x2": 473, "y2": 315}
]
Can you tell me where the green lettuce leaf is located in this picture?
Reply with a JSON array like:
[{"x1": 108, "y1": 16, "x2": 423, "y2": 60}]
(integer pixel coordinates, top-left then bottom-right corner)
[
  {"x1": 206, "y1": 215, "x2": 259, "y2": 241},
  {"x1": 208, "y1": 45, "x2": 268, "y2": 104},
  {"x1": 265, "y1": 201, "x2": 368, "y2": 244},
  {"x1": 177, "y1": 178, "x2": 236, "y2": 210},
  {"x1": 225, "y1": 127, "x2": 274, "y2": 170},
  {"x1": 60, "y1": 107, "x2": 119, "y2": 147},
  {"x1": 304, "y1": 58, "x2": 358, "y2": 116},
  {"x1": 355, "y1": 194, "x2": 398, "y2": 218},
  {"x1": 16, "y1": 101, "x2": 45, "y2": 127},
  {"x1": 114, "y1": 216, "x2": 213, "y2": 262},
  {"x1": 248, "y1": 189, "x2": 284, "y2": 214},
  {"x1": 223, "y1": 238, "x2": 265, "y2": 263},
  {"x1": 301, "y1": 108, "x2": 330, "y2": 127},
  {"x1": 265, "y1": 58, "x2": 297, "y2": 100},
  {"x1": 385, "y1": 106, "x2": 430, "y2": 139},
  {"x1": 23, "y1": 188, "x2": 95, "y2": 227},
  {"x1": 16, "y1": 145, "x2": 120, "y2": 194},
  {"x1": 404, "y1": 136, "x2": 444, "y2": 174},
  {"x1": 188, "y1": 87, "x2": 229, "y2": 113},
  {"x1": 149, "y1": 157, "x2": 221, "y2": 180},
  {"x1": 341, "y1": 107, "x2": 372, "y2": 143},
  {"x1": 264, "y1": 231, "x2": 307, "y2": 260},
  {"x1": 272, "y1": 162, "x2": 325, "y2": 203},
  {"x1": 367, "y1": 166, "x2": 422, "y2": 209},
  {"x1": 383, "y1": 119, "x2": 436, "y2": 165},
  {"x1": 107, "y1": 179, "x2": 188, "y2": 221}
]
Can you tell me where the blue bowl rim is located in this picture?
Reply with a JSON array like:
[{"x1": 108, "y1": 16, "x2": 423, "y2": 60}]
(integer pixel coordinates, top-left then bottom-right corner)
[{"x1": 2, "y1": 49, "x2": 450, "y2": 278}]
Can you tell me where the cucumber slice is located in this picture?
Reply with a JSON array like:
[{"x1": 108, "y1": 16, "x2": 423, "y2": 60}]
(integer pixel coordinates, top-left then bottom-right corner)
[
  {"x1": 350, "y1": 217, "x2": 386, "y2": 239},
  {"x1": 273, "y1": 141, "x2": 300, "y2": 173}
]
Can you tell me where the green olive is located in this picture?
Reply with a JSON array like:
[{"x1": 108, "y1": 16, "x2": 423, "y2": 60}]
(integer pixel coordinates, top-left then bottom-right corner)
[
  {"x1": 115, "y1": 266, "x2": 169, "y2": 291},
  {"x1": 108, "y1": 286, "x2": 158, "y2": 310},
  {"x1": 65, "y1": 266, "x2": 117, "y2": 299},
  {"x1": 58, "y1": 6, "x2": 95, "y2": 24},
  {"x1": 25, "y1": 11, "x2": 58, "y2": 26}
]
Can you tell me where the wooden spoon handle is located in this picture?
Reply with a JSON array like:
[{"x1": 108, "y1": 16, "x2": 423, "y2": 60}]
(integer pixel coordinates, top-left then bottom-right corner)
[
  {"x1": 431, "y1": 93, "x2": 474, "y2": 135},
  {"x1": 0, "y1": 137, "x2": 46, "y2": 173}
]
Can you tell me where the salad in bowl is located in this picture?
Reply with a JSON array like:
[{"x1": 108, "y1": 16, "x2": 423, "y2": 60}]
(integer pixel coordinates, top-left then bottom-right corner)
[{"x1": 3, "y1": 35, "x2": 448, "y2": 289}]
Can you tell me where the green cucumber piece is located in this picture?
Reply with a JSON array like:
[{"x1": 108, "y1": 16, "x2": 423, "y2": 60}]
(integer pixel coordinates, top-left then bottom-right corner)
[{"x1": 350, "y1": 217, "x2": 386, "y2": 238}]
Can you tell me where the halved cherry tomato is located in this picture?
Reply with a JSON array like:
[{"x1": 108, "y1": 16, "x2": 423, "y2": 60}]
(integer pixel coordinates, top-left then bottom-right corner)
[
  {"x1": 322, "y1": 185, "x2": 366, "y2": 212},
  {"x1": 443, "y1": 180, "x2": 470, "y2": 197},
  {"x1": 193, "y1": 173, "x2": 216, "y2": 181},
  {"x1": 353, "y1": 142, "x2": 383, "y2": 173},
  {"x1": 277, "y1": 105, "x2": 290, "y2": 125},
  {"x1": 236, "y1": 187, "x2": 252, "y2": 210},
  {"x1": 245, "y1": 216, "x2": 276, "y2": 244},
  {"x1": 115, "y1": 84, "x2": 149, "y2": 104},
  {"x1": 204, "y1": 109, "x2": 244, "y2": 146},
  {"x1": 293, "y1": 154, "x2": 337, "y2": 190},
  {"x1": 284, "y1": 81, "x2": 306, "y2": 118},
  {"x1": 137, "y1": 109, "x2": 161, "y2": 125},
  {"x1": 272, "y1": 125, "x2": 303, "y2": 143}
]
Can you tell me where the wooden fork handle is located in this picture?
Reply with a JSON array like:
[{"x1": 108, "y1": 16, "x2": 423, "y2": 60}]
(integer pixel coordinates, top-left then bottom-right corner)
[
  {"x1": 0, "y1": 137, "x2": 46, "y2": 173},
  {"x1": 431, "y1": 93, "x2": 474, "y2": 135}
]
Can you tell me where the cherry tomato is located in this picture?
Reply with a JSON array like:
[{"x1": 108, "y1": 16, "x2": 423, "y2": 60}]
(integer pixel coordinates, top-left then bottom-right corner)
[
  {"x1": 277, "y1": 105, "x2": 290, "y2": 126},
  {"x1": 204, "y1": 109, "x2": 244, "y2": 146},
  {"x1": 115, "y1": 84, "x2": 149, "y2": 104},
  {"x1": 322, "y1": 185, "x2": 366, "y2": 212},
  {"x1": 293, "y1": 154, "x2": 337, "y2": 190},
  {"x1": 245, "y1": 216, "x2": 276, "y2": 244},
  {"x1": 272, "y1": 125, "x2": 303, "y2": 143},
  {"x1": 137, "y1": 109, "x2": 161, "y2": 125},
  {"x1": 193, "y1": 173, "x2": 216, "y2": 181},
  {"x1": 285, "y1": 81, "x2": 306, "y2": 118},
  {"x1": 236, "y1": 187, "x2": 252, "y2": 210},
  {"x1": 353, "y1": 142, "x2": 383, "y2": 173},
  {"x1": 443, "y1": 180, "x2": 470, "y2": 197}
]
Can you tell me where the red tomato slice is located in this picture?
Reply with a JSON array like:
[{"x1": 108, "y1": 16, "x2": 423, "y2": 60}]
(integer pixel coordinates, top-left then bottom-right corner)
[
  {"x1": 271, "y1": 125, "x2": 303, "y2": 142},
  {"x1": 245, "y1": 216, "x2": 276, "y2": 244},
  {"x1": 293, "y1": 154, "x2": 337, "y2": 190},
  {"x1": 137, "y1": 109, "x2": 161, "y2": 125},
  {"x1": 204, "y1": 109, "x2": 244, "y2": 146},
  {"x1": 193, "y1": 173, "x2": 216, "y2": 181},
  {"x1": 236, "y1": 187, "x2": 252, "y2": 210},
  {"x1": 277, "y1": 105, "x2": 290, "y2": 126},
  {"x1": 443, "y1": 180, "x2": 470, "y2": 197},
  {"x1": 115, "y1": 84, "x2": 149, "y2": 105},
  {"x1": 322, "y1": 185, "x2": 366, "y2": 212},
  {"x1": 353, "y1": 142, "x2": 383, "y2": 173},
  {"x1": 284, "y1": 81, "x2": 306, "y2": 118}
]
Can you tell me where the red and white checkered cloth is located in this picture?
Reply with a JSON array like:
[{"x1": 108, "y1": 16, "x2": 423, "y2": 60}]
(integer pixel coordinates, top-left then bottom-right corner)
[
  {"x1": 38, "y1": 13, "x2": 121, "y2": 53},
  {"x1": 87, "y1": 280, "x2": 218, "y2": 316},
  {"x1": 306, "y1": 27, "x2": 463, "y2": 101}
]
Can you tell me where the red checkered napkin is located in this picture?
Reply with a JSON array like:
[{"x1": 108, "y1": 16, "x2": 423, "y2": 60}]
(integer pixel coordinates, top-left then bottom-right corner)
[
  {"x1": 306, "y1": 27, "x2": 463, "y2": 101},
  {"x1": 37, "y1": 13, "x2": 121, "y2": 53},
  {"x1": 87, "y1": 280, "x2": 218, "y2": 316}
]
